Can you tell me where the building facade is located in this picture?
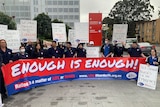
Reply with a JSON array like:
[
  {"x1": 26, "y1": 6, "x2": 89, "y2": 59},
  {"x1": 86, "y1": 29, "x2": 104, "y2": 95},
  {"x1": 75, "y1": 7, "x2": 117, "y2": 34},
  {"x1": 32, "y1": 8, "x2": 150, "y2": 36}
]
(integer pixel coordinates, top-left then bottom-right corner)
[
  {"x1": 0, "y1": 0, "x2": 80, "y2": 28},
  {"x1": 135, "y1": 18, "x2": 160, "y2": 43}
]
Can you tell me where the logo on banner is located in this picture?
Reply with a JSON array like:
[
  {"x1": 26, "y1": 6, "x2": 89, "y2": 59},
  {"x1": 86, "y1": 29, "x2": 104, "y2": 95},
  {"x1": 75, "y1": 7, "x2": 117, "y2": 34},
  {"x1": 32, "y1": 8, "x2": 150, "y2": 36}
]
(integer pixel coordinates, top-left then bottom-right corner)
[{"x1": 126, "y1": 72, "x2": 137, "y2": 79}]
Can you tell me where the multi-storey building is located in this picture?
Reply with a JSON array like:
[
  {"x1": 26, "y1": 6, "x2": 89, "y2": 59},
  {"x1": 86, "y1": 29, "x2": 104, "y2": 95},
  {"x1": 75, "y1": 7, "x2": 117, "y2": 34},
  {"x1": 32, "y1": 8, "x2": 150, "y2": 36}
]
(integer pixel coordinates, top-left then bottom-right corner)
[{"x1": 0, "y1": 0, "x2": 80, "y2": 28}]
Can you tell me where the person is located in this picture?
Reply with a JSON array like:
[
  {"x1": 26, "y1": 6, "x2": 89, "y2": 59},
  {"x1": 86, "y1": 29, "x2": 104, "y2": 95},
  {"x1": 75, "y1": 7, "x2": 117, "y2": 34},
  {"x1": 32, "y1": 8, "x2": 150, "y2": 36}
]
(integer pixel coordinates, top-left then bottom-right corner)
[
  {"x1": 12, "y1": 46, "x2": 29, "y2": 61},
  {"x1": 25, "y1": 41, "x2": 34, "y2": 58},
  {"x1": 32, "y1": 43, "x2": 45, "y2": 59},
  {"x1": 76, "y1": 43, "x2": 87, "y2": 58},
  {"x1": 63, "y1": 42, "x2": 76, "y2": 58},
  {"x1": 128, "y1": 42, "x2": 146, "y2": 57},
  {"x1": 88, "y1": 41, "x2": 94, "y2": 47},
  {"x1": 58, "y1": 42, "x2": 65, "y2": 58},
  {"x1": 113, "y1": 40, "x2": 125, "y2": 57},
  {"x1": 147, "y1": 49, "x2": 159, "y2": 66},
  {"x1": 0, "y1": 39, "x2": 13, "y2": 98},
  {"x1": 48, "y1": 41, "x2": 61, "y2": 58},
  {"x1": 100, "y1": 38, "x2": 113, "y2": 57}
]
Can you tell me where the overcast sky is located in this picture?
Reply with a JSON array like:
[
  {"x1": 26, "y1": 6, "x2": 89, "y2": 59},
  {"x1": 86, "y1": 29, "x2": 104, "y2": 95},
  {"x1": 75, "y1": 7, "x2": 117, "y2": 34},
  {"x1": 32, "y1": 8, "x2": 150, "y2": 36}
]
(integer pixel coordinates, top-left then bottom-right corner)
[{"x1": 80, "y1": 0, "x2": 160, "y2": 22}]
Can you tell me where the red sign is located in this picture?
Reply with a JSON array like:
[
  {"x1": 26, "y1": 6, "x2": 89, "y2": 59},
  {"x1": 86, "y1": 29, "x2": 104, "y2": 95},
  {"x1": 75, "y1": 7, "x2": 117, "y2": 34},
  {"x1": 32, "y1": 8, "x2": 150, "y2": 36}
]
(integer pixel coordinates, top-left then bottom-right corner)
[{"x1": 89, "y1": 13, "x2": 102, "y2": 46}]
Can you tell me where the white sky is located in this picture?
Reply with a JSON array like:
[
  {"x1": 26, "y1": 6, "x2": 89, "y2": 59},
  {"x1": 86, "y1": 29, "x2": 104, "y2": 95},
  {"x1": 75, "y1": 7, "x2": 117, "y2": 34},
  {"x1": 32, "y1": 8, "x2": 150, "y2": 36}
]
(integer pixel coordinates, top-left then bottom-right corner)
[{"x1": 80, "y1": 0, "x2": 160, "y2": 22}]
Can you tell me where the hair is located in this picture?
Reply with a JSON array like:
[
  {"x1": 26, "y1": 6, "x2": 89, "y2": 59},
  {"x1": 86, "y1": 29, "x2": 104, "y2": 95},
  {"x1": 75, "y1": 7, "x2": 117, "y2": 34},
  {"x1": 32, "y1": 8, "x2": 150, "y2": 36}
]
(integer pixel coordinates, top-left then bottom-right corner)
[
  {"x1": 52, "y1": 40, "x2": 57, "y2": 44},
  {"x1": 151, "y1": 49, "x2": 157, "y2": 56},
  {"x1": 0, "y1": 39, "x2": 7, "y2": 48},
  {"x1": 66, "y1": 42, "x2": 72, "y2": 45},
  {"x1": 133, "y1": 41, "x2": 137, "y2": 44},
  {"x1": 77, "y1": 43, "x2": 83, "y2": 48},
  {"x1": 19, "y1": 45, "x2": 25, "y2": 50}
]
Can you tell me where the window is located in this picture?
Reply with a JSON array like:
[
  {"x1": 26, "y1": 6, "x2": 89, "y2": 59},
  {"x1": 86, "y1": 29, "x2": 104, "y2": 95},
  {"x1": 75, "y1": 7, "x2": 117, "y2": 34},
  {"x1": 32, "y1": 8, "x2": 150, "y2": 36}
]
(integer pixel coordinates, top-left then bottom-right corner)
[
  {"x1": 64, "y1": 8, "x2": 68, "y2": 12},
  {"x1": 47, "y1": 1, "x2": 52, "y2": 5},
  {"x1": 64, "y1": 1, "x2": 68, "y2": 5},
  {"x1": 75, "y1": 15, "x2": 79, "y2": 20},
  {"x1": 16, "y1": 12, "x2": 19, "y2": 17},
  {"x1": 58, "y1": 8, "x2": 63, "y2": 12},
  {"x1": 69, "y1": 8, "x2": 73, "y2": 12},
  {"x1": 33, "y1": 0, "x2": 38, "y2": 5},
  {"x1": 69, "y1": 1, "x2": 73, "y2": 5},
  {"x1": 74, "y1": 1, "x2": 79, "y2": 5},
  {"x1": 58, "y1": 1, "x2": 63, "y2": 5},
  {"x1": 74, "y1": 8, "x2": 79, "y2": 12},
  {"x1": 53, "y1": 1, "x2": 57, "y2": 5},
  {"x1": 59, "y1": 15, "x2": 63, "y2": 19},
  {"x1": 53, "y1": 8, "x2": 57, "y2": 12},
  {"x1": 64, "y1": 15, "x2": 68, "y2": 19},
  {"x1": 69, "y1": 15, "x2": 73, "y2": 19},
  {"x1": 34, "y1": 7, "x2": 38, "y2": 12},
  {"x1": 48, "y1": 8, "x2": 52, "y2": 12}
]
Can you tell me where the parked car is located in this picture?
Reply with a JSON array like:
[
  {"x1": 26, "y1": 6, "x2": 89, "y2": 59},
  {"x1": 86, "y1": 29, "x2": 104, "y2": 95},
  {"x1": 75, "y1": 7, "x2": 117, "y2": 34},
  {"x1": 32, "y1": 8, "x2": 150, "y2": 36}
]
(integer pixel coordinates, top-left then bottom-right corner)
[{"x1": 138, "y1": 42, "x2": 155, "y2": 56}]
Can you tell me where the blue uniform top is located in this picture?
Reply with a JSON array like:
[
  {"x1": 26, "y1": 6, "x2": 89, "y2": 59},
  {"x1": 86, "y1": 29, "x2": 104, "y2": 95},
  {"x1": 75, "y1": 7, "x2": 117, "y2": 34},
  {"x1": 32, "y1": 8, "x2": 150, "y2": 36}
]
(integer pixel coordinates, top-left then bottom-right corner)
[
  {"x1": 147, "y1": 56, "x2": 159, "y2": 66},
  {"x1": 12, "y1": 53, "x2": 29, "y2": 61},
  {"x1": 128, "y1": 47, "x2": 142, "y2": 57},
  {"x1": 32, "y1": 49, "x2": 45, "y2": 59},
  {"x1": 0, "y1": 48, "x2": 13, "y2": 64},
  {"x1": 64, "y1": 47, "x2": 76, "y2": 58},
  {"x1": 48, "y1": 47, "x2": 61, "y2": 58},
  {"x1": 58, "y1": 46, "x2": 65, "y2": 58},
  {"x1": 100, "y1": 44, "x2": 113, "y2": 57},
  {"x1": 76, "y1": 48, "x2": 86, "y2": 58},
  {"x1": 25, "y1": 45, "x2": 33, "y2": 58}
]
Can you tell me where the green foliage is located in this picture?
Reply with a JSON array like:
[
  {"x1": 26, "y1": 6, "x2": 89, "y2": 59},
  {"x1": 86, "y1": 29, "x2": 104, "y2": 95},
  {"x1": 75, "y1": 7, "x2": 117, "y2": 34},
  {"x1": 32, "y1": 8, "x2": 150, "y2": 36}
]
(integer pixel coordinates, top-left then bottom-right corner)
[
  {"x1": 34, "y1": 13, "x2": 52, "y2": 39},
  {"x1": 109, "y1": 0, "x2": 154, "y2": 22},
  {"x1": 0, "y1": 11, "x2": 16, "y2": 29}
]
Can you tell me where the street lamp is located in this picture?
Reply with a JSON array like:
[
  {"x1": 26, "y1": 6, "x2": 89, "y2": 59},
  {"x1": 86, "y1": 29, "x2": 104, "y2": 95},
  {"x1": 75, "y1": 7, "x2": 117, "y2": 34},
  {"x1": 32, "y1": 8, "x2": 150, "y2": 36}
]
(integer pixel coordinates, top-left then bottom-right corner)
[{"x1": 2, "y1": 3, "x2": 6, "y2": 13}]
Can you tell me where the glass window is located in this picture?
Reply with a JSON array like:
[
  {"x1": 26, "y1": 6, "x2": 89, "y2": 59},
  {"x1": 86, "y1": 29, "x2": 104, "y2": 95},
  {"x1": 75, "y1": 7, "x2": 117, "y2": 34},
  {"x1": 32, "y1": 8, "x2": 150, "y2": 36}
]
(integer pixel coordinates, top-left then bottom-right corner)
[
  {"x1": 69, "y1": 1, "x2": 73, "y2": 5},
  {"x1": 69, "y1": 8, "x2": 73, "y2": 12},
  {"x1": 58, "y1": 8, "x2": 63, "y2": 12},
  {"x1": 69, "y1": 15, "x2": 73, "y2": 19},
  {"x1": 47, "y1": 1, "x2": 52, "y2": 5},
  {"x1": 75, "y1": 15, "x2": 79, "y2": 20},
  {"x1": 53, "y1": 8, "x2": 57, "y2": 12},
  {"x1": 59, "y1": 15, "x2": 63, "y2": 19},
  {"x1": 53, "y1": 16, "x2": 58, "y2": 19},
  {"x1": 74, "y1": 8, "x2": 79, "y2": 12},
  {"x1": 16, "y1": 12, "x2": 19, "y2": 17},
  {"x1": 48, "y1": 8, "x2": 52, "y2": 12},
  {"x1": 64, "y1": 8, "x2": 68, "y2": 12},
  {"x1": 53, "y1": 1, "x2": 57, "y2": 5},
  {"x1": 74, "y1": 1, "x2": 79, "y2": 5},
  {"x1": 64, "y1": 1, "x2": 68, "y2": 5},
  {"x1": 64, "y1": 15, "x2": 68, "y2": 19},
  {"x1": 58, "y1": 1, "x2": 63, "y2": 5}
]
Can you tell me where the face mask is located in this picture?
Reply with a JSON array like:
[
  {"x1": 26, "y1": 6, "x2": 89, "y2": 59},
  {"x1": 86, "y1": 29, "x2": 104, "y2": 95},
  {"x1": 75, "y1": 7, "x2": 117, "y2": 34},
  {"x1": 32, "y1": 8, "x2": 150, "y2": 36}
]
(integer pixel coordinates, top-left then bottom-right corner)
[
  {"x1": 20, "y1": 49, "x2": 25, "y2": 53},
  {"x1": 105, "y1": 41, "x2": 108, "y2": 44}
]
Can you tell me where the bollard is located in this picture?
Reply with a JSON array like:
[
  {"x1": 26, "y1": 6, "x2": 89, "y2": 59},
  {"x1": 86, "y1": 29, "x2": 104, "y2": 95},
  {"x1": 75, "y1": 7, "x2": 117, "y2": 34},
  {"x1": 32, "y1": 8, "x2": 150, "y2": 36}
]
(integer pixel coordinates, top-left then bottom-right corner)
[{"x1": 0, "y1": 94, "x2": 4, "y2": 107}]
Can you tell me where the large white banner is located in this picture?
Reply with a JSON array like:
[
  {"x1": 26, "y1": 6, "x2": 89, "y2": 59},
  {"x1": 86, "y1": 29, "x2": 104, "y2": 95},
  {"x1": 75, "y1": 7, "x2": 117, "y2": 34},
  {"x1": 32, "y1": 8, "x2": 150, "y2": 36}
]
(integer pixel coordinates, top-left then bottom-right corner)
[
  {"x1": 74, "y1": 22, "x2": 89, "y2": 43},
  {"x1": 68, "y1": 29, "x2": 78, "y2": 47},
  {"x1": 0, "y1": 24, "x2": 7, "y2": 39},
  {"x1": 52, "y1": 23, "x2": 67, "y2": 42},
  {"x1": 20, "y1": 20, "x2": 37, "y2": 42},
  {"x1": 137, "y1": 64, "x2": 158, "y2": 90},
  {"x1": 5, "y1": 30, "x2": 21, "y2": 53},
  {"x1": 112, "y1": 24, "x2": 128, "y2": 43},
  {"x1": 86, "y1": 47, "x2": 100, "y2": 58}
]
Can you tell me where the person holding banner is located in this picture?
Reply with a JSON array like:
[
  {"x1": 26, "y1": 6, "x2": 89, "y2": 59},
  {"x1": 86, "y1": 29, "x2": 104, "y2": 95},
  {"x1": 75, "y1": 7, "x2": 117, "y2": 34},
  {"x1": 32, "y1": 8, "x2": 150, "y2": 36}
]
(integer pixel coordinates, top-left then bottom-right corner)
[
  {"x1": 12, "y1": 46, "x2": 29, "y2": 61},
  {"x1": 48, "y1": 41, "x2": 61, "y2": 58},
  {"x1": 128, "y1": 42, "x2": 146, "y2": 58},
  {"x1": 32, "y1": 43, "x2": 45, "y2": 59},
  {"x1": 0, "y1": 39, "x2": 13, "y2": 98},
  {"x1": 147, "y1": 49, "x2": 159, "y2": 66},
  {"x1": 100, "y1": 38, "x2": 113, "y2": 57},
  {"x1": 58, "y1": 42, "x2": 65, "y2": 58},
  {"x1": 76, "y1": 43, "x2": 87, "y2": 58},
  {"x1": 113, "y1": 40, "x2": 126, "y2": 57},
  {"x1": 63, "y1": 42, "x2": 76, "y2": 58},
  {"x1": 25, "y1": 41, "x2": 34, "y2": 58}
]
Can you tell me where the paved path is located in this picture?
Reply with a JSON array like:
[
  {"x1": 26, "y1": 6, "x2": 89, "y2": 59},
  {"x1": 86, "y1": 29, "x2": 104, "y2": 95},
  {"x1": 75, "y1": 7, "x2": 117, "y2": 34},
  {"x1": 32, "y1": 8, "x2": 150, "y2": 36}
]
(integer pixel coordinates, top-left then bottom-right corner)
[{"x1": 3, "y1": 74, "x2": 160, "y2": 107}]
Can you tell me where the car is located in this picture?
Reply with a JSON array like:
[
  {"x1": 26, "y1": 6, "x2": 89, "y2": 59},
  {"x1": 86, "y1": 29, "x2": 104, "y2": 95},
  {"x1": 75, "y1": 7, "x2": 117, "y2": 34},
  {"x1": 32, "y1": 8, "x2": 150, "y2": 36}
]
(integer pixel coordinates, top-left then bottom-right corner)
[{"x1": 138, "y1": 42, "x2": 155, "y2": 56}]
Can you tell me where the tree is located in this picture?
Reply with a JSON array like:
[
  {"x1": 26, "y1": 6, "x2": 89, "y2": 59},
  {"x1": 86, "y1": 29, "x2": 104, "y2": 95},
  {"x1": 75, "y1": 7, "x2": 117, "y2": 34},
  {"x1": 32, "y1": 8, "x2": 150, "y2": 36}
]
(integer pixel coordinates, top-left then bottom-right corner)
[
  {"x1": 109, "y1": 0, "x2": 154, "y2": 22},
  {"x1": 0, "y1": 11, "x2": 16, "y2": 29},
  {"x1": 34, "y1": 13, "x2": 52, "y2": 39}
]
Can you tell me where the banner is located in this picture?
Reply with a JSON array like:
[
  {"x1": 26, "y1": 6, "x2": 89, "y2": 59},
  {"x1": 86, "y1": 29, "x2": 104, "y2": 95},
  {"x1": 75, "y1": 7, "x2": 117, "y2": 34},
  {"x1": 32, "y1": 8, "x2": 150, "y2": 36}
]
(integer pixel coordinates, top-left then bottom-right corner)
[
  {"x1": 137, "y1": 64, "x2": 158, "y2": 90},
  {"x1": 112, "y1": 24, "x2": 128, "y2": 43},
  {"x1": 2, "y1": 58, "x2": 146, "y2": 96},
  {"x1": 68, "y1": 29, "x2": 78, "y2": 47},
  {"x1": 74, "y1": 22, "x2": 89, "y2": 43},
  {"x1": 19, "y1": 20, "x2": 37, "y2": 42},
  {"x1": 0, "y1": 24, "x2": 7, "y2": 39},
  {"x1": 5, "y1": 30, "x2": 21, "y2": 53},
  {"x1": 52, "y1": 23, "x2": 67, "y2": 42},
  {"x1": 89, "y1": 13, "x2": 102, "y2": 46},
  {"x1": 86, "y1": 47, "x2": 100, "y2": 58}
]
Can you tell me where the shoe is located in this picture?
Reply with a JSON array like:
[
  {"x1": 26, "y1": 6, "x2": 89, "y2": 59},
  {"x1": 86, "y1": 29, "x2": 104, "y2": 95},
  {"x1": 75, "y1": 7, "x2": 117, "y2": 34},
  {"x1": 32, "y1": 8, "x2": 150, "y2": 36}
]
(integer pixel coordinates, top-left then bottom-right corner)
[{"x1": 2, "y1": 93, "x2": 8, "y2": 99}]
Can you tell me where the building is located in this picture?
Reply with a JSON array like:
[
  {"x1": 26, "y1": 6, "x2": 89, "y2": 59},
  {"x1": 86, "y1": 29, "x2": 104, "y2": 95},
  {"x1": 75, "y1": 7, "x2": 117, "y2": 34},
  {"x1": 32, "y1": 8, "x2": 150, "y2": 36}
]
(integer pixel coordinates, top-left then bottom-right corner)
[
  {"x1": 0, "y1": 0, "x2": 80, "y2": 28},
  {"x1": 135, "y1": 18, "x2": 160, "y2": 43}
]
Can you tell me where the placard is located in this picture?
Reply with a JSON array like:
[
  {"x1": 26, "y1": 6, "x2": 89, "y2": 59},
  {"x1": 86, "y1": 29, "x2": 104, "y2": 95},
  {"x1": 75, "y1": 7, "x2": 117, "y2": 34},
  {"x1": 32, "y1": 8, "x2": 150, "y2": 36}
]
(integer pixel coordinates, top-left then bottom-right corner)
[
  {"x1": 0, "y1": 24, "x2": 7, "y2": 39},
  {"x1": 68, "y1": 29, "x2": 78, "y2": 47},
  {"x1": 5, "y1": 30, "x2": 21, "y2": 53},
  {"x1": 86, "y1": 47, "x2": 100, "y2": 58},
  {"x1": 74, "y1": 22, "x2": 89, "y2": 43},
  {"x1": 137, "y1": 64, "x2": 158, "y2": 90},
  {"x1": 52, "y1": 23, "x2": 67, "y2": 42},
  {"x1": 112, "y1": 24, "x2": 128, "y2": 43},
  {"x1": 20, "y1": 20, "x2": 37, "y2": 42}
]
